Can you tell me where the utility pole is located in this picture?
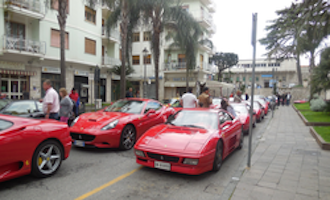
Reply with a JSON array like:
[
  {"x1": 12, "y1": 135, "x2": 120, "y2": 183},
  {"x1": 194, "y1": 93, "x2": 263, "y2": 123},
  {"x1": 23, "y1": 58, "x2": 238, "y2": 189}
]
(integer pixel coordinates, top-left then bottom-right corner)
[{"x1": 247, "y1": 13, "x2": 257, "y2": 168}]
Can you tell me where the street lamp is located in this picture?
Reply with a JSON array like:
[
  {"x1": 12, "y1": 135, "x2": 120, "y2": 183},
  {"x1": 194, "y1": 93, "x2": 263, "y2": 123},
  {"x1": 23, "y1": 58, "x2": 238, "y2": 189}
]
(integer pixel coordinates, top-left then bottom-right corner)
[{"x1": 142, "y1": 48, "x2": 149, "y2": 98}]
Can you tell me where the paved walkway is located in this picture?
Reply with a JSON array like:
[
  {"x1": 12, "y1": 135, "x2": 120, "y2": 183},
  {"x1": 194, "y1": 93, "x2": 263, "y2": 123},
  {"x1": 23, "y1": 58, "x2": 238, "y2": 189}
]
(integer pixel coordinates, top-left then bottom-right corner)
[{"x1": 230, "y1": 106, "x2": 330, "y2": 200}]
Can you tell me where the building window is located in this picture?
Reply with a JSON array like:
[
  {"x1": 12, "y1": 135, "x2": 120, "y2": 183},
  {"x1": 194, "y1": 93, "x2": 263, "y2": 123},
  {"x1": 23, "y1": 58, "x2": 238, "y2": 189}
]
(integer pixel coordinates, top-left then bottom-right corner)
[
  {"x1": 132, "y1": 55, "x2": 140, "y2": 65},
  {"x1": 276, "y1": 63, "x2": 281, "y2": 67},
  {"x1": 7, "y1": 22, "x2": 25, "y2": 38},
  {"x1": 85, "y1": 6, "x2": 96, "y2": 24},
  {"x1": 249, "y1": 77, "x2": 252, "y2": 81},
  {"x1": 85, "y1": 38, "x2": 96, "y2": 55},
  {"x1": 178, "y1": 54, "x2": 186, "y2": 63},
  {"x1": 144, "y1": 54, "x2": 151, "y2": 64},
  {"x1": 236, "y1": 77, "x2": 240, "y2": 82},
  {"x1": 51, "y1": 29, "x2": 69, "y2": 49},
  {"x1": 256, "y1": 76, "x2": 259, "y2": 81},
  {"x1": 243, "y1": 77, "x2": 246, "y2": 81},
  {"x1": 51, "y1": 0, "x2": 69, "y2": 14},
  {"x1": 282, "y1": 76, "x2": 286, "y2": 81},
  {"x1": 133, "y1": 32, "x2": 140, "y2": 42},
  {"x1": 143, "y1": 31, "x2": 151, "y2": 41}
]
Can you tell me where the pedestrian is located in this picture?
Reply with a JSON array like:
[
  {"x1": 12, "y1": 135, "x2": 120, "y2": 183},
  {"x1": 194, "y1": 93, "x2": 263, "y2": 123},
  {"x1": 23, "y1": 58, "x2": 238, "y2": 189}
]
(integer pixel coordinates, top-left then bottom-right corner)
[
  {"x1": 281, "y1": 93, "x2": 286, "y2": 106},
  {"x1": 126, "y1": 87, "x2": 133, "y2": 98},
  {"x1": 41, "y1": 79, "x2": 60, "y2": 120},
  {"x1": 221, "y1": 98, "x2": 237, "y2": 117},
  {"x1": 69, "y1": 88, "x2": 79, "y2": 116},
  {"x1": 198, "y1": 87, "x2": 212, "y2": 108},
  {"x1": 276, "y1": 93, "x2": 281, "y2": 107},
  {"x1": 59, "y1": 88, "x2": 73, "y2": 124},
  {"x1": 245, "y1": 93, "x2": 249, "y2": 101},
  {"x1": 286, "y1": 92, "x2": 292, "y2": 106},
  {"x1": 180, "y1": 88, "x2": 198, "y2": 108},
  {"x1": 230, "y1": 92, "x2": 234, "y2": 98},
  {"x1": 234, "y1": 90, "x2": 242, "y2": 103}
]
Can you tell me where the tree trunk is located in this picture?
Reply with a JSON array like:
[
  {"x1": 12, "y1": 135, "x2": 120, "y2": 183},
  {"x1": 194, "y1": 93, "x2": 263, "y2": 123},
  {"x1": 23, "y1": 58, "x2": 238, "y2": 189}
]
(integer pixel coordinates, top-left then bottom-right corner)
[
  {"x1": 154, "y1": 31, "x2": 160, "y2": 100},
  {"x1": 57, "y1": 0, "x2": 67, "y2": 88},
  {"x1": 296, "y1": 52, "x2": 303, "y2": 86},
  {"x1": 218, "y1": 69, "x2": 221, "y2": 81},
  {"x1": 120, "y1": 1, "x2": 128, "y2": 99},
  {"x1": 309, "y1": 50, "x2": 316, "y2": 101}
]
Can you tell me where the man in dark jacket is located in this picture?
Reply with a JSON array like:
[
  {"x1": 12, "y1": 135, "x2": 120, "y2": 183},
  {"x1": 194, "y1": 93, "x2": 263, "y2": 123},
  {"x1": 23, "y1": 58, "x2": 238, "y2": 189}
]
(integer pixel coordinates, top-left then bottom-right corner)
[{"x1": 126, "y1": 88, "x2": 133, "y2": 98}]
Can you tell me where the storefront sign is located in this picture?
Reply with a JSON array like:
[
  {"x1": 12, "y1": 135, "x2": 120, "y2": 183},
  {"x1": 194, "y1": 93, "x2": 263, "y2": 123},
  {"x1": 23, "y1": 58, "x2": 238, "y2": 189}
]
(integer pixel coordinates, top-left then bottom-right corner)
[
  {"x1": 100, "y1": 74, "x2": 107, "y2": 79},
  {"x1": 0, "y1": 61, "x2": 25, "y2": 70},
  {"x1": 42, "y1": 67, "x2": 61, "y2": 74},
  {"x1": 261, "y1": 74, "x2": 273, "y2": 78},
  {"x1": 75, "y1": 70, "x2": 89, "y2": 77}
]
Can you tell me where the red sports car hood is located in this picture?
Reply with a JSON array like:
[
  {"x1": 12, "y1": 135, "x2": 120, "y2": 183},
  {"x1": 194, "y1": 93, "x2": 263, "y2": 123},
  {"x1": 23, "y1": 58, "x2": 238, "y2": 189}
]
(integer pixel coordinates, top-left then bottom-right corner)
[
  {"x1": 137, "y1": 124, "x2": 213, "y2": 153},
  {"x1": 74, "y1": 111, "x2": 131, "y2": 129},
  {"x1": 238, "y1": 114, "x2": 248, "y2": 124}
]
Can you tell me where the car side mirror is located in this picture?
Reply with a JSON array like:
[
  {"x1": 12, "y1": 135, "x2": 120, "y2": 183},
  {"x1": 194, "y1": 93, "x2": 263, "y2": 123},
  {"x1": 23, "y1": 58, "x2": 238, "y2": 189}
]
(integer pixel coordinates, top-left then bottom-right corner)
[{"x1": 146, "y1": 109, "x2": 156, "y2": 116}]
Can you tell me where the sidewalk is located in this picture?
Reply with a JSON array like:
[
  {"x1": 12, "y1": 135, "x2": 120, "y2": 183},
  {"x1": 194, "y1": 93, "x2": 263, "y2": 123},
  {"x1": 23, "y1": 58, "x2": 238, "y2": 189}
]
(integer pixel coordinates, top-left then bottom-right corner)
[{"x1": 230, "y1": 106, "x2": 330, "y2": 200}]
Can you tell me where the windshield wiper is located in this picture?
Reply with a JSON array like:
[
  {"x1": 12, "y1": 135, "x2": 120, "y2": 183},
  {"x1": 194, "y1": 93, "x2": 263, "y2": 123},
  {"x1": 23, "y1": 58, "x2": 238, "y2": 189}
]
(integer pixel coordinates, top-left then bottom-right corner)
[{"x1": 182, "y1": 125, "x2": 205, "y2": 129}]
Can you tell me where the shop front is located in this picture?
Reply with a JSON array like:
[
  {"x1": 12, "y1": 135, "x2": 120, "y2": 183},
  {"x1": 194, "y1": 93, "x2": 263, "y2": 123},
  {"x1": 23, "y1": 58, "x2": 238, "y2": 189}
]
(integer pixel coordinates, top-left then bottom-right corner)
[
  {"x1": 0, "y1": 61, "x2": 36, "y2": 100},
  {"x1": 74, "y1": 70, "x2": 89, "y2": 104},
  {"x1": 41, "y1": 67, "x2": 61, "y2": 97}
]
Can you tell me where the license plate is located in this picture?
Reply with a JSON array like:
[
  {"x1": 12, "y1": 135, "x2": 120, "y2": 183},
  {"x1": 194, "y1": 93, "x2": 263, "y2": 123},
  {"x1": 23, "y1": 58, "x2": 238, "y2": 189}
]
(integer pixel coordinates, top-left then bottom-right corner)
[
  {"x1": 74, "y1": 140, "x2": 85, "y2": 147},
  {"x1": 154, "y1": 161, "x2": 171, "y2": 171}
]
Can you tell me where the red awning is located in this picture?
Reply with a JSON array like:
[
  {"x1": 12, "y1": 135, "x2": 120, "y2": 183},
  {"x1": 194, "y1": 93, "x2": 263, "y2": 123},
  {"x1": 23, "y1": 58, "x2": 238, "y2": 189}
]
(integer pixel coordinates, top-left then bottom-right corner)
[{"x1": 0, "y1": 69, "x2": 37, "y2": 76}]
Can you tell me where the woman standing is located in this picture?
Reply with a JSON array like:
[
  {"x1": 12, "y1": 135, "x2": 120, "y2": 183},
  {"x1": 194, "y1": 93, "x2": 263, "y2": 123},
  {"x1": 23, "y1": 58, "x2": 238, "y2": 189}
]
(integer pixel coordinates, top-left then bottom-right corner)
[{"x1": 59, "y1": 88, "x2": 73, "y2": 124}]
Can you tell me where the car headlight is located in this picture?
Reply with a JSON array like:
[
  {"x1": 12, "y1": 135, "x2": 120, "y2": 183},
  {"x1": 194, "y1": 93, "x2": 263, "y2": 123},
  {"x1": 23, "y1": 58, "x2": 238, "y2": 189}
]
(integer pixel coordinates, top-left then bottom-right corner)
[
  {"x1": 101, "y1": 120, "x2": 119, "y2": 131},
  {"x1": 135, "y1": 150, "x2": 145, "y2": 157},
  {"x1": 183, "y1": 158, "x2": 199, "y2": 165},
  {"x1": 70, "y1": 116, "x2": 79, "y2": 127}
]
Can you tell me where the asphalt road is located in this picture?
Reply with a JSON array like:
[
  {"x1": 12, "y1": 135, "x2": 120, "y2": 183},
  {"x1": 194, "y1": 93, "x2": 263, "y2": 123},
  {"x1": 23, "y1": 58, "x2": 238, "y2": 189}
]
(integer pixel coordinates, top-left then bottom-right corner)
[{"x1": 0, "y1": 112, "x2": 273, "y2": 200}]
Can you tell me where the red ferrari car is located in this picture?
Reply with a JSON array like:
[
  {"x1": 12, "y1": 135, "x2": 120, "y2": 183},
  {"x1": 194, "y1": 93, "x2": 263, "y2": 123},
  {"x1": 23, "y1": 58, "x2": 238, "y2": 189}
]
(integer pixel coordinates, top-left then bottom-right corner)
[
  {"x1": 0, "y1": 115, "x2": 71, "y2": 182},
  {"x1": 231, "y1": 103, "x2": 256, "y2": 134},
  {"x1": 244, "y1": 101, "x2": 264, "y2": 122},
  {"x1": 70, "y1": 98, "x2": 174, "y2": 150},
  {"x1": 294, "y1": 100, "x2": 308, "y2": 104},
  {"x1": 255, "y1": 98, "x2": 269, "y2": 115},
  {"x1": 134, "y1": 109, "x2": 243, "y2": 175}
]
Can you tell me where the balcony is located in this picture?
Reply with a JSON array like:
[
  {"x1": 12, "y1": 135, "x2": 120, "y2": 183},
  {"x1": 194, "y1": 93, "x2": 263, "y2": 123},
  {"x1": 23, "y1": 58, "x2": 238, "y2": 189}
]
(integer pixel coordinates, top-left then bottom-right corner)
[
  {"x1": 3, "y1": 35, "x2": 46, "y2": 56},
  {"x1": 102, "y1": 56, "x2": 121, "y2": 67},
  {"x1": 163, "y1": 62, "x2": 188, "y2": 71},
  {"x1": 208, "y1": 2, "x2": 216, "y2": 13},
  {"x1": 102, "y1": 27, "x2": 120, "y2": 43},
  {"x1": 4, "y1": 0, "x2": 45, "y2": 19}
]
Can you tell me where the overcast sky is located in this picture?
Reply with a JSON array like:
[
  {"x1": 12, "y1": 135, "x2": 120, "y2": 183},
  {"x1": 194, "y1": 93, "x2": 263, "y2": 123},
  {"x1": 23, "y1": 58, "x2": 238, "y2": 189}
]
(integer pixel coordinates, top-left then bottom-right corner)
[{"x1": 212, "y1": 0, "x2": 312, "y2": 65}]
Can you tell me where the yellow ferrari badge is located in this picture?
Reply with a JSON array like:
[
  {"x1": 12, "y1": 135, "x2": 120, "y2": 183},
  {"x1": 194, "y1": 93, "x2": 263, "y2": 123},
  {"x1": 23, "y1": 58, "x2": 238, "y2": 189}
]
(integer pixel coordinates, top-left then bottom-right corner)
[
  {"x1": 164, "y1": 145, "x2": 167, "y2": 148},
  {"x1": 25, "y1": 160, "x2": 29, "y2": 166}
]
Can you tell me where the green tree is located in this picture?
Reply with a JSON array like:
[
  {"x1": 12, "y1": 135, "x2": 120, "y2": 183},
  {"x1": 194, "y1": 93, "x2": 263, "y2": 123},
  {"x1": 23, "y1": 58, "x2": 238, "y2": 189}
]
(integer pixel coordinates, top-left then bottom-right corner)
[
  {"x1": 166, "y1": 6, "x2": 205, "y2": 92},
  {"x1": 311, "y1": 47, "x2": 330, "y2": 95},
  {"x1": 57, "y1": 0, "x2": 67, "y2": 88},
  {"x1": 102, "y1": 0, "x2": 141, "y2": 99},
  {"x1": 210, "y1": 52, "x2": 238, "y2": 82},
  {"x1": 259, "y1": 3, "x2": 303, "y2": 85},
  {"x1": 110, "y1": 65, "x2": 135, "y2": 76}
]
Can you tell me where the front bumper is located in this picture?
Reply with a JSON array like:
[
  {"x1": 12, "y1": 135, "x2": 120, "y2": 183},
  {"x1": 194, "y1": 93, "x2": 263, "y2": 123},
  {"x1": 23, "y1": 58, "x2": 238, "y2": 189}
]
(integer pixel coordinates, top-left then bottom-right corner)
[
  {"x1": 135, "y1": 148, "x2": 215, "y2": 175},
  {"x1": 70, "y1": 129, "x2": 122, "y2": 148}
]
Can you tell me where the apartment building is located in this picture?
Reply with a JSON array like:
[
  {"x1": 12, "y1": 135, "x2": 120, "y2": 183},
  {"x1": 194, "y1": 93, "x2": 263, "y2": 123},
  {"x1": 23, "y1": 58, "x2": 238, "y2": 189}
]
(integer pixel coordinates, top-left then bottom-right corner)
[
  {"x1": 129, "y1": 0, "x2": 217, "y2": 99},
  {"x1": 223, "y1": 58, "x2": 310, "y2": 88},
  {"x1": 0, "y1": 0, "x2": 217, "y2": 102},
  {"x1": 0, "y1": 0, "x2": 120, "y2": 103}
]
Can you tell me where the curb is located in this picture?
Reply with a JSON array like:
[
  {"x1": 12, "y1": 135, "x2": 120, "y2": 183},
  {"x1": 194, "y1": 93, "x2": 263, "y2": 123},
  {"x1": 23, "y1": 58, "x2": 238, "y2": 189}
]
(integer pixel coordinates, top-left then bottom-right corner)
[
  {"x1": 309, "y1": 127, "x2": 330, "y2": 150},
  {"x1": 296, "y1": 111, "x2": 330, "y2": 126}
]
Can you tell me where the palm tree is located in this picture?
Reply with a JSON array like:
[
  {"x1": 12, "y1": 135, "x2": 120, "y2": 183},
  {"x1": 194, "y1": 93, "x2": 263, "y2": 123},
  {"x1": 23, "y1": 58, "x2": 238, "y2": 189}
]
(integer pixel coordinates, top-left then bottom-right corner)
[
  {"x1": 166, "y1": 7, "x2": 204, "y2": 92},
  {"x1": 102, "y1": 0, "x2": 141, "y2": 99}
]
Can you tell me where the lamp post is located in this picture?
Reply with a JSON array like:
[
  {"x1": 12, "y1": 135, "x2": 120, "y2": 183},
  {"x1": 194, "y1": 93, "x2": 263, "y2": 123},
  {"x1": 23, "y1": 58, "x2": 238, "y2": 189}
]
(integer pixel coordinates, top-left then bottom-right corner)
[{"x1": 142, "y1": 48, "x2": 149, "y2": 98}]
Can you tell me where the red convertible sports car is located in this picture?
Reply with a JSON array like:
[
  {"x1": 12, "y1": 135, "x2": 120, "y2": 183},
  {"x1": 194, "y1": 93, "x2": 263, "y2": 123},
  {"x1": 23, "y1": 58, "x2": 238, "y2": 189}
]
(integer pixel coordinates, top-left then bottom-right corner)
[
  {"x1": 231, "y1": 103, "x2": 256, "y2": 134},
  {"x1": 244, "y1": 101, "x2": 264, "y2": 123},
  {"x1": 0, "y1": 115, "x2": 71, "y2": 182},
  {"x1": 134, "y1": 109, "x2": 243, "y2": 175},
  {"x1": 255, "y1": 98, "x2": 269, "y2": 115},
  {"x1": 70, "y1": 98, "x2": 174, "y2": 150}
]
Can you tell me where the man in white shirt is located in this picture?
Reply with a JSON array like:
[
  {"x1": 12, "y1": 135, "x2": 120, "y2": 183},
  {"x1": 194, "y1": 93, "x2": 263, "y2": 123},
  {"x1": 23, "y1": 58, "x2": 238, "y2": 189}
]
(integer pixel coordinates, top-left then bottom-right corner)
[
  {"x1": 180, "y1": 88, "x2": 198, "y2": 108},
  {"x1": 41, "y1": 79, "x2": 60, "y2": 119}
]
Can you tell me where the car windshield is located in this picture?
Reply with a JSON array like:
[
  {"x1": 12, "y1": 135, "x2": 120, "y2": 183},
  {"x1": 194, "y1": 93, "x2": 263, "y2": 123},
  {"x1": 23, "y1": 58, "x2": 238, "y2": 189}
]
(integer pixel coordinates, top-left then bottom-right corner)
[
  {"x1": 0, "y1": 100, "x2": 9, "y2": 111},
  {"x1": 257, "y1": 99, "x2": 266, "y2": 105},
  {"x1": 212, "y1": 99, "x2": 221, "y2": 105},
  {"x1": 253, "y1": 102, "x2": 260, "y2": 109},
  {"x1": 105, "y1": 100, "x2": 145, "y2": 114},
  {"x1": 167, "y1": 110, "x2": 218, "y2": 130},
  {"x1": 232, "y1": 105, "x2": 248, "y2": 114},
  {"x1": 2, "y1": 101, "x2": 36, "y2": 115}
]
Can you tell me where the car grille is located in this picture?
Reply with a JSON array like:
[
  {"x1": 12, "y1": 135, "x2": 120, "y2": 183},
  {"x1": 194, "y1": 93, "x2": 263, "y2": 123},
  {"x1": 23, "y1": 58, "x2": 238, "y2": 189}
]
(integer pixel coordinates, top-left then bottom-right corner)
[
  {"x1": 70, "y1": 132, "x2": 95, "y2": 142},
  {"x1": 147, "y1": 152, "x2": 179, "y2": 163}
]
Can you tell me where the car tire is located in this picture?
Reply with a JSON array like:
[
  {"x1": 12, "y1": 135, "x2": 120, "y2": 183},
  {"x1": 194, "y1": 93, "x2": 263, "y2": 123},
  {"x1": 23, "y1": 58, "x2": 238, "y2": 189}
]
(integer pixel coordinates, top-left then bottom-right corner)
[
  {"x1": 120, "y1": 125, "x2": 136, "y2": 150},
  {"x1": 31, "y1": 140, "x2": 63, "y2": 178},
  {"x1": 237, "y1": 127, "x2": 244, "y2": 150},
  {"x1": 213, "y1": 140, "x2": 223, "y2": 172}
]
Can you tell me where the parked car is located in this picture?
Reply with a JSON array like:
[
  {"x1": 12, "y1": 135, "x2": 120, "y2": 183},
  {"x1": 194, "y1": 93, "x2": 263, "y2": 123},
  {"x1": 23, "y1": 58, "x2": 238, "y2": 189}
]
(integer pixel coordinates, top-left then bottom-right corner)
[
  {"x1": 0, "y1": 114, "x2": 71, "y2": 182},
  {"x1": 134, "y1": 108, "x2": 243, "y2": 175},
  {"x1": 231, "y1": 103, "x2": 256, "y2": 134},
  {"x1": 244, "y1": 101, "x2": 264, "y2": 122},
  {"x1": 161, "y1": 98, "x2": 182, "y2": 112},
  {"x1": 70, "y1": 98, "x2": 175, "y2": 150},
  {"x1": 0, "y1": 100, "x2": 44, "y2": 118},
  {"x1": 0, "y1": 99, "x2": 11, "y2": 111},
  {"x1": 255, "y1": 98, "x2": 269, "y2": 115}
]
